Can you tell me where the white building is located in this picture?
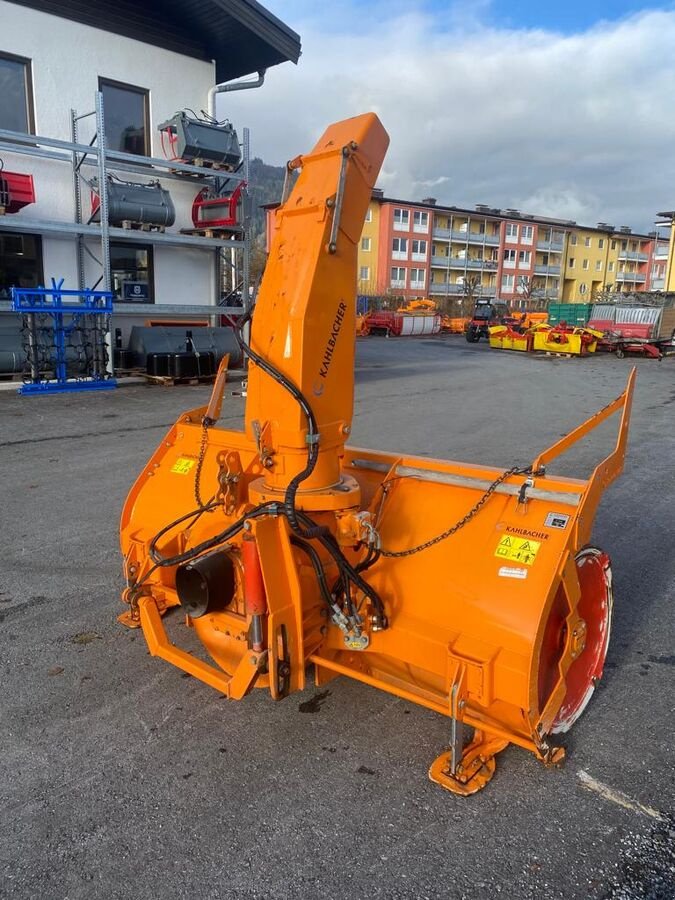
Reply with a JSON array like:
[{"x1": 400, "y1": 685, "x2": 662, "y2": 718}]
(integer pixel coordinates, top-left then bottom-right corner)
[{"x1": 0, "y1": 0, "x2": 299, "y2": 338}]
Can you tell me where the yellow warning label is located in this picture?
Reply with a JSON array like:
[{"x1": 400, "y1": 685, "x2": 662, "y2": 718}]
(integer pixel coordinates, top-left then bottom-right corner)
[
  {"x1": 171, "y1": 457, "x2": 196, "y2": 475},
  {"x1": 494, "y1": 533, "x2": 541, "y2": 566}
]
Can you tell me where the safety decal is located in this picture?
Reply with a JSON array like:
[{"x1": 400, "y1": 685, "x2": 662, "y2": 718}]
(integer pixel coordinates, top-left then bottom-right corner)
[
  {"x1": 171, "y1": 457, "x2": 196, "y2": 475},
  {"x1": 545, "y1": 512, "x2": 570, "y2": 530},
  {"x1": 495, "y1": 533, "x2": 541, "y2": 566},
  {"x1": 498, "y1": 566, "x2": 528, "y2": 580}
]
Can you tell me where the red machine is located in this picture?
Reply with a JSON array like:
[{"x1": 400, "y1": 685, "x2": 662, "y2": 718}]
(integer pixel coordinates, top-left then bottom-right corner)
[
  {"x1": 366, "y1": 310, "x2": 441, "y2": 336},
  {"x1": 192, "y1": 182, "x2": 245, "y2": 230},
  {"x1": 0, "y1": 168, "x2": 35, "y2": 214}
]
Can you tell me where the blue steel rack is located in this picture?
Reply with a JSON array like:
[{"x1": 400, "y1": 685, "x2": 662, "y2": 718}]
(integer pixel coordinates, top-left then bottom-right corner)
[{"x1": 11, "y1": 280, "x2": 117, "y2": 395}]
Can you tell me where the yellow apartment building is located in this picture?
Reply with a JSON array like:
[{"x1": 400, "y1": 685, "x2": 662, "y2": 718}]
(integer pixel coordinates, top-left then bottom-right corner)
[
  {"x1": 356, "y1": 199, "x2": 380, "y2": 296},
  {"x1": 562, "y1": 227, "x2": 615, "y2": 300}
]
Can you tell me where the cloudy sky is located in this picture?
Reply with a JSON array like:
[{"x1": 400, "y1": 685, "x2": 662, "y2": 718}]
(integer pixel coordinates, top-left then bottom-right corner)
[{"x1": 222, "y1": 1, "x2": 675, "y2": 232}]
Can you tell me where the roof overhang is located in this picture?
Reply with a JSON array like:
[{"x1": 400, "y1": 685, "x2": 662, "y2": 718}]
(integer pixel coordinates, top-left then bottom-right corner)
[{"x1": 7, "y1": 0, "x2": 301, "y2": 82}]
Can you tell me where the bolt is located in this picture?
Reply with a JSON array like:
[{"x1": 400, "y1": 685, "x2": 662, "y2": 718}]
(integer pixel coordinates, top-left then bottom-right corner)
[
  {"x1": 250, "y1": 656, "x2": 257, "y2": 665},
  {"x1": 342, "y1": 425, "x2": 351, "y2": 435},
  {"x1": 243, "y1": 520, "x2": 252, "y2": 532},
  {"x1": 326, "y1": 198, "x2": 335, "y2": 208}
]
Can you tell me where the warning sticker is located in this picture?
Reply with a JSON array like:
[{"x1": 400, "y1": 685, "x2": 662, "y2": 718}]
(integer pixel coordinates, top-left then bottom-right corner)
[
  {"x1": 495, "y1": 533, "x2": 541, "y2": 566},
  {"x1": 545, "y1": 512, "x2": 570, "y2": 530},
  {"x1": 171, "y1": 457, "x2": 196, "y2": 475},
  {"x1": 498, "y1": 566, "x2": 528, "y2": 580}
]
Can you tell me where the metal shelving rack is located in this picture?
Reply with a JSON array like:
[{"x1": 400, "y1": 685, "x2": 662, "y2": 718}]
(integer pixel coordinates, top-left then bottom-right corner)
[{"x1": 0, "y1": 91, "x2": 252, "y2": 371}]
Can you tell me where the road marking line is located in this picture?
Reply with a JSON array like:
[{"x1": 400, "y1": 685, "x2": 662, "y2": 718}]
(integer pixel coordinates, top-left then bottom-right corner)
[{"x1": 577, "y1": 770, "x2": 667, "y2": 822}]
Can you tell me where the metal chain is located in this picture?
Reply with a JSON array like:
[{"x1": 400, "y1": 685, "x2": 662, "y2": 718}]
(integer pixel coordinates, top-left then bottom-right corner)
[
  {"x1": 193, "y1": 422, "x2": 210, "y2": 510},
  {"x1": 379, "y1": 465, "x2": 530, "y2": 558}
]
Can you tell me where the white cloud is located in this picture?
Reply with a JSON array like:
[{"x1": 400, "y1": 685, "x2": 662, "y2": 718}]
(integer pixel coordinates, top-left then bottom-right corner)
[{"x1": 222, "y1": 3, "x2": 675, "y2": 230}]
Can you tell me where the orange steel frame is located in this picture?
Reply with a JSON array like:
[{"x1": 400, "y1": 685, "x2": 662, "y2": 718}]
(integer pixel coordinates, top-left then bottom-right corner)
[{"x1": 120, "y1": 113, "x2": 636, "y2": 796}]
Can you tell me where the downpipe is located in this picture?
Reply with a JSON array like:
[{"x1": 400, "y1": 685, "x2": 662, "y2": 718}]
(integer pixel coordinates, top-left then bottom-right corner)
[{"x1": 207, "y1": 70, "x2": 266, "y2": 119}]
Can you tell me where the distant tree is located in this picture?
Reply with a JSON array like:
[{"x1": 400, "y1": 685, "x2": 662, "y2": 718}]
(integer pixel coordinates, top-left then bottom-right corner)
[
  {"x1": 249, "y1": 235, "x2": 268, "y2": 287},
  {"x1": 461, "y1": 275, "x2": 481, "y2": 315}
]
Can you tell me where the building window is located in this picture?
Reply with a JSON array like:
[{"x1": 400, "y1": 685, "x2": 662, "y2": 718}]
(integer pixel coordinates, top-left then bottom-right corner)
[
  {"x1": 620, "y1": 241, "x2": 627, "y2": 251},
  {"x1": 582, "y1": 259, "x2": 589, "y2": 270},
  {"x1": 521, "y1": 225, "x2": 534, "y2": 243},
  {"x1": 365, "y1": 208, "x2": 373, "y2": 223},
  {"x1": 393, "y1": 208, "x2": 409, "y2": 230},
  {"x1": 569, "y1": 258, "x2": 575, "y2": 269},
  {"x1": 359, "y1": 266, "x2": 370, "y2": 281},
  {"x1": 0, "y1": 53, "x2": 35, "y2": 134},
  {"x1": 579, "y1": 283, "x2": 588, "y2": 295},
  {"x1": 598, "y1": 238, "x2": 605, "y2": 249},
  {"x1": 611, "y1": 240, "x2": 616, "y2": 250},
  {"x1": 413, "y1": 211, "x2": 429, "y2": 232},
  {"x1": 595, "y1": 260, "x2": 602, "y2": 271},
  {"x1": 410, "y1": 268, "x2": 425, "y2": 288},
  {"x1": 110, "y1": 243, "x2": 154, "y2": 302},
  {"x1": 584, "y1": 236, "x2": 591, "y2": 247},
  {"x1": 503, "y1": 249, "x2": 516, "y2": 266},
  {"x1": 501, "y1": 273, "x2": 514, "y2": 290},
  {"x1": 99, "y1": 78, "x2": 150, "y2": 156},
  {"x1": 553, "y1": 230, "x2": 564, "y2": 243},
  {"x1": 505, "y1": 223, "x2": 518, "y2": 241},
  {"x1": 570, "y1": 234, "x2": 578, "y2": 245},
  {"x1": 392, "y1": 237, "x2": 408, "y2": 260},
  {"x1": 0, "y1": 232, "x2": 43, "y2": 299},
  {"x1": 361, "y1": 237, "x2": 371, "y2": 251},
  {"x1": 390, "y1": 266, "x2": 406, "y2": 288},
  {"x1": 608, "y1": 261, "x2": 614, "y2": 271},
  {"x1": 411, "y1": 239, "x2": 427, "y2": 260},
  {"x1": 518, "y1": 250, "x2": 531, "y2": 266}
]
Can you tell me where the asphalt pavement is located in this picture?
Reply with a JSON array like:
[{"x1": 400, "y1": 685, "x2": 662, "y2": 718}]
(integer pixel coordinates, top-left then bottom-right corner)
[{"x1": 1, "y1": 336, "x2": 673, "y2": 900}]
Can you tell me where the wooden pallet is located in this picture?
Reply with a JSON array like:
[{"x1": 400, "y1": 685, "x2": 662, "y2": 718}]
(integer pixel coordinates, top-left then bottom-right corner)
[
  {"x1": 114, "y1": 366, "x2": 145, "y2": 378},
  {"x1": 144, "y1": 372, "x2": 217, "y2": 387},
  {"x1": 168, "y1": 159, "x2": 235, "y2": 177},
  {"x1": 179, "y1": 226, "x2": 242, "y2": 240},
  {"x1": 120, "y1": 221, "x2": 166, "y2": 233}
]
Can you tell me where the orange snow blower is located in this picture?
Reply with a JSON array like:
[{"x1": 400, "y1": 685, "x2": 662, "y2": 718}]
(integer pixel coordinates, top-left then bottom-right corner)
[{"x1": 120, "y1": 114, "x2": 635, "y2": 796}]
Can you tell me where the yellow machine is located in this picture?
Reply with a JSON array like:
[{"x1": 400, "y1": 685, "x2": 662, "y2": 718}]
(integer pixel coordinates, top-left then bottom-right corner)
[
  {"x1": 488, "y1": 324, "x2": 532, "y2": 352},
  {"x1": 120, "y1": 114, "x2": 635, "y2": 795},
  {"x1": 531, "y1": 324, "x2": 603, "y2": 356}
]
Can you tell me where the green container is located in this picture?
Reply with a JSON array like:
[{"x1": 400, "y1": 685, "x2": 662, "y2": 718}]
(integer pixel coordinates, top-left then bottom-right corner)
[{"x1": 547, "y1": 304, "x2": 593, "y2": 326}]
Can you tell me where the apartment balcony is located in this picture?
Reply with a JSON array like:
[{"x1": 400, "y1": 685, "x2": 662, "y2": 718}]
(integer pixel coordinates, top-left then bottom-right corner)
[
  {"x1": 533, "y1": 264, "x2": 561, "y2": 276},
  {"x1": 536, "y1": 239, "x2": 564, "y2": 252},
  {"x1": 653, "y1": 250, "x2": 669, "y2": 260},
  {"x1": 429, "y1": 281, "x2": 496, "y2": 297},
  {"x1": 615, "y1": 271, "x2": 646, "y2": 283},
  {"x1": 429, "y1": 282, "x2": 465, "y2": 295},
  {"x1": 430, "y1": 255, "x2": 498, "y2": 270},
  {"x1": 617, "y1": 251, "x2": 649, "y2": 262},
  {"x1": 651, "y1": 277, "x2": 665, "y2": 290},
  {"x1": 432, "y1": 227, "x2": 500, "y2": 245}
]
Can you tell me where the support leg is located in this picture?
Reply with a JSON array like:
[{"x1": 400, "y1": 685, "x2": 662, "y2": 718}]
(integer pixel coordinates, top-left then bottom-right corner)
[{"x1": 429, "y1": 728, "x2": 509, "y2": 796}]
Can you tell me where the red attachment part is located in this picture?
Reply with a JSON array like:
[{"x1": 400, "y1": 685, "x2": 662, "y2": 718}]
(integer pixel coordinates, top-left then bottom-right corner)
[
  {"x1": 242, "y1": 534, "x2": 267, "y2": 616},
  {"x1": 191, "y1": 182, "x2": 245, "y2": 229},
  {"x1": 0, "y1": 171, "x2": 35, "y2": 213}
]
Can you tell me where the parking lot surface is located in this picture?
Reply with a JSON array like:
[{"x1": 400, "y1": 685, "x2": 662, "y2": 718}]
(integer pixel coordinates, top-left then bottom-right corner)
[{"x1": 1, "y1": 337, "x2": 674, "y2": 900}]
